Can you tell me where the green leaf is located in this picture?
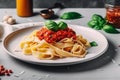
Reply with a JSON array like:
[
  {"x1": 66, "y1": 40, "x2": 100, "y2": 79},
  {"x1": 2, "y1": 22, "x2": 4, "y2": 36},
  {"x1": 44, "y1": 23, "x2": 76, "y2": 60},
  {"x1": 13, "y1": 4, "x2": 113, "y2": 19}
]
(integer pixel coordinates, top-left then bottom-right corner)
[
  {"x1": 92, "y1": 14, "x2": 104, "y2": 21},
  {"x1": 90, "y1": 41, "x2": 98, "y2": 47},
  {"x1": 94, "y1": 25, "x2": 102, "y2": 30},
  {"x1": 58, "y1": 21, "x2": 68, "y2": 30},
  {"x1": 60, "y1": 12, "x2": 82, "y2": 20},
  {"x1": 45, "y1": 20, "x2": 59, "y2": 31},
  {"x1": 98, "y1": 19, "x2": 106, "y2": 27},
  {"x1": 103, "y1": 24, "x2": 119, "y2": 33},
  {"x1": 88, "y1": 20, "x2": 98, "y2": 28},
  {"x1": 88, "y1": 14, "x2": 107, "y2": 30}
]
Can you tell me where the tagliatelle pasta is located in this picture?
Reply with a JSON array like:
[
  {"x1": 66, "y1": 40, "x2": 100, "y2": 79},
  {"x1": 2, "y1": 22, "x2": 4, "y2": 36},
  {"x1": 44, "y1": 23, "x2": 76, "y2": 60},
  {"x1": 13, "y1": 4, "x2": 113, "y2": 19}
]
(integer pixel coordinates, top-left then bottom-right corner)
[{"x1": 19, "y1": 29, "x2": 90, "y2": 60}]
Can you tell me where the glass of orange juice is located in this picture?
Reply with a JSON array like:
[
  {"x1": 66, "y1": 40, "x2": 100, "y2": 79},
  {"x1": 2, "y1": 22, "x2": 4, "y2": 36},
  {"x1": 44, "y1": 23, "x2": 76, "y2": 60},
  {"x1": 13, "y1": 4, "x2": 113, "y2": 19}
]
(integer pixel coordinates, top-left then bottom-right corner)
[{"x1": 16, "y1": 0, "x2": 33, "y2": 17}]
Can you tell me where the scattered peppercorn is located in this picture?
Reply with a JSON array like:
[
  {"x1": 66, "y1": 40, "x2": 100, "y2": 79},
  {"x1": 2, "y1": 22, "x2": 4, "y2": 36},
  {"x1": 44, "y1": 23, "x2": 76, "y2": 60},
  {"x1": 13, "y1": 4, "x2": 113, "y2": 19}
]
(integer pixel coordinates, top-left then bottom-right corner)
[{"x1": 0, "y1": 65, "x2": 13, "y2": 76}]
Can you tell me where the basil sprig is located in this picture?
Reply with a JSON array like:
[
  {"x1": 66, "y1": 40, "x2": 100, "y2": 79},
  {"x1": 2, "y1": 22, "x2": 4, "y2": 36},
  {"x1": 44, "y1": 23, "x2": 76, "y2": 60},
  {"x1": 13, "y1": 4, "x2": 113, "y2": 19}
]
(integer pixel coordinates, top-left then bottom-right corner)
[
  {"x1": 45, "y1": 20, "x2": 68, "y2": 31},
  {"x1": 88, "y1": 14, "x2": 119, "y2": 34},
  {"x1": 60, "y1": 12, "x2": 82, "y2": 20}
]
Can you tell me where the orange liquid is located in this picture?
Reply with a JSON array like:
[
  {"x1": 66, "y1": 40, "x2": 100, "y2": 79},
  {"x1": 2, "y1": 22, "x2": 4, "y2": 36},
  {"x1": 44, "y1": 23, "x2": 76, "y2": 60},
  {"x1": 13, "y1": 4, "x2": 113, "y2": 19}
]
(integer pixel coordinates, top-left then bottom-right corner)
[
  {"x1": 106, "y1": 6, "x2": 120, "y2": 28},
  {"x1": 16, "y1": 0, "x2": 33, "y2": 17}
]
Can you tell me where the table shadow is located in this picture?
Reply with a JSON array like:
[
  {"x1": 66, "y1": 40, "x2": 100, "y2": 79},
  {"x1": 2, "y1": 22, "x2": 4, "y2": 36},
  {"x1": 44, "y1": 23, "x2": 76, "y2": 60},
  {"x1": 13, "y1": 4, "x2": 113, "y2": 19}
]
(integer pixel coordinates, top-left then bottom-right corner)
[{"x1": 10, "y1": 40, "x2": 117, "y2": 73}]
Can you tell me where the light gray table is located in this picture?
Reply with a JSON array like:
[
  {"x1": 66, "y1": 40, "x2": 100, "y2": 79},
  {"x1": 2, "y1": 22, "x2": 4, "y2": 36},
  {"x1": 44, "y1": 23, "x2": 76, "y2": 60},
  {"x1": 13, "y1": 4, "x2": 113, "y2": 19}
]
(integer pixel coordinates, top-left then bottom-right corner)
[{"x1": 0, "y1": 8, "x2": 120, "y2": 80}]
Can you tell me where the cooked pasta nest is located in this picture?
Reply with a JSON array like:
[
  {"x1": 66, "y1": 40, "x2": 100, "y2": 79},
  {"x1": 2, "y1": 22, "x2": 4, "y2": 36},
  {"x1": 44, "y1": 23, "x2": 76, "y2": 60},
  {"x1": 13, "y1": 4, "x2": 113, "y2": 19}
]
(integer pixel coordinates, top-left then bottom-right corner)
[{"x1": 19, "y1": 30, "x2": 90, "y2": 60}]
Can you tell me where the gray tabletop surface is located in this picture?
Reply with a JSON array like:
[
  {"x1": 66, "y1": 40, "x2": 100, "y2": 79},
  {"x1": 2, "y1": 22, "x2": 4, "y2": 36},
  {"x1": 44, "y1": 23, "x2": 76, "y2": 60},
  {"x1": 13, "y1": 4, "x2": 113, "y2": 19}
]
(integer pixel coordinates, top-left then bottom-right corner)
[{"x1": 0, "y1": 8, "x2": 120, "y2": 80}]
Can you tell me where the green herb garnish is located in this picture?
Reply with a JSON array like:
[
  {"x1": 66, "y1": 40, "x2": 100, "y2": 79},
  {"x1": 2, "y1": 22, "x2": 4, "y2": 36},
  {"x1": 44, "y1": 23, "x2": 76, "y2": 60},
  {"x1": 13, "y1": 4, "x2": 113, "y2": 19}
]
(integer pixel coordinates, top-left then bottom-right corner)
[
  {"x1": 45, "y1": 20, "x2": 58, "y2": 31},
  {"x1": 45, "y1": 20, "x2": 68, "y2": 31},
  {"x1": 58, "y1": 21, "x2": 68, "y2": 30},
  {"x1": 88, "y1": 14, "x2": 106, "y2": 30},
  {"x1": 60, "y1": 12, "x2": 82, "y2": 20},
  {"x1": 88, "y1": 14, "x2": 119, "y2": 33},
  {"x1": 103, "y1": 24, "x2": 119, "y2": 33},
  {"x1": 90, "y1": 41, "x2": 98, "y2": 47}
]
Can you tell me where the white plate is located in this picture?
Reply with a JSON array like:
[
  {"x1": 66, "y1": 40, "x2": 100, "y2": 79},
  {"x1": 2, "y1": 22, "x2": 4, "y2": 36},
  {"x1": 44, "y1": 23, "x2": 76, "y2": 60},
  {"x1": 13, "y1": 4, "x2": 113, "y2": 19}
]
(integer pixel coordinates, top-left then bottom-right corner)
[{"x1": 3, "y1": 22, "x2": 108, "y2": 66}]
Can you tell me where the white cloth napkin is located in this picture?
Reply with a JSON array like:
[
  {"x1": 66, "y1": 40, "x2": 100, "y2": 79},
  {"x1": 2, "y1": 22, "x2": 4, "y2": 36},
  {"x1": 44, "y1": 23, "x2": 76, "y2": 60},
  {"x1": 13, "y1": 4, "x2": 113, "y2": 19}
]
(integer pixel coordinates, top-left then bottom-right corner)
[
  {"x1": 0, "y1": 22, "x2": 13, "y2": 41},
  {"x1": 0, "y1": 22, "x2": 44, "y2": 41}
]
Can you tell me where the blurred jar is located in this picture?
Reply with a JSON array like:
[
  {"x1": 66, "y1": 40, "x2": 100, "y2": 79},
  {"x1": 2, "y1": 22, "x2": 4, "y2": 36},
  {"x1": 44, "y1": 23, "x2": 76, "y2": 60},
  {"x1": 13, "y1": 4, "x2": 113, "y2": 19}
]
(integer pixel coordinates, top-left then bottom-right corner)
[
  {"x1": 16, "y1": 0, "x2": 33, "y2": 17},
  {"x1": 105, "y1": 0, "x2": 120, "y2": 28}
]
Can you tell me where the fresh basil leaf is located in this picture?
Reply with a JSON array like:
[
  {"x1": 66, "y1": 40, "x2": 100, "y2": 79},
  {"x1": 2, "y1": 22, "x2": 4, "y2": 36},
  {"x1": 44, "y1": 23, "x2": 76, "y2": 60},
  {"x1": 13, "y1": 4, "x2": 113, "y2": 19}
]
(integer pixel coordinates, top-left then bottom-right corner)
[
  {"x1": 45, "y1": 20, "x2": 58, "y2": 31},
  {"x1": 60, "y1": 12, "x2": 82, "y2": 20},
  {"x1": 90, "y1": 41, "x2": 98, "y2": 47},
  {"x1": 58, "y1": 21, "x2": 68, "y2": 30},
  {"x1": 103, "y1": 24, "x2": 119, "y2": 33}
]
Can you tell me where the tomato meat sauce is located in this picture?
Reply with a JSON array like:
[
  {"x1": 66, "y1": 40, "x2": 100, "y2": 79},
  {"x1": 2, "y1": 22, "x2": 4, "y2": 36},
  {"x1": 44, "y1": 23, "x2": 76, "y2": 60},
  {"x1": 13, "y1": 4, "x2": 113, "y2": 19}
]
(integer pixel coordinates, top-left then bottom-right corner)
[{"x1": 36, "y1": 27, "x2": 76, "y2": 43}]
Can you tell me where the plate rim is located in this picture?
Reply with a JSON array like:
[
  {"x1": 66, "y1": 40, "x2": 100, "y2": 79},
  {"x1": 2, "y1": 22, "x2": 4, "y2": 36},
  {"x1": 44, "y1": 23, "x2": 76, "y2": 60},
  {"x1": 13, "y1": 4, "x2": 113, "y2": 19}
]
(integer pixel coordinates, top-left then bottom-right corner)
[{"x1": 2, "y1": 22, "x2": 109, "y2": 66}]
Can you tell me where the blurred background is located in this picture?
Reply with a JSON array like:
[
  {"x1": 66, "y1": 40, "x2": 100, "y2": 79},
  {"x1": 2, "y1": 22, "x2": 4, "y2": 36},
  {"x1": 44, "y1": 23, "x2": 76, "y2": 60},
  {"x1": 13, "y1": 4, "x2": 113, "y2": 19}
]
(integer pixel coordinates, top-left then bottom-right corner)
[{"x1": 0, "y1": 0, "x2": 105, "y2": 8}]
